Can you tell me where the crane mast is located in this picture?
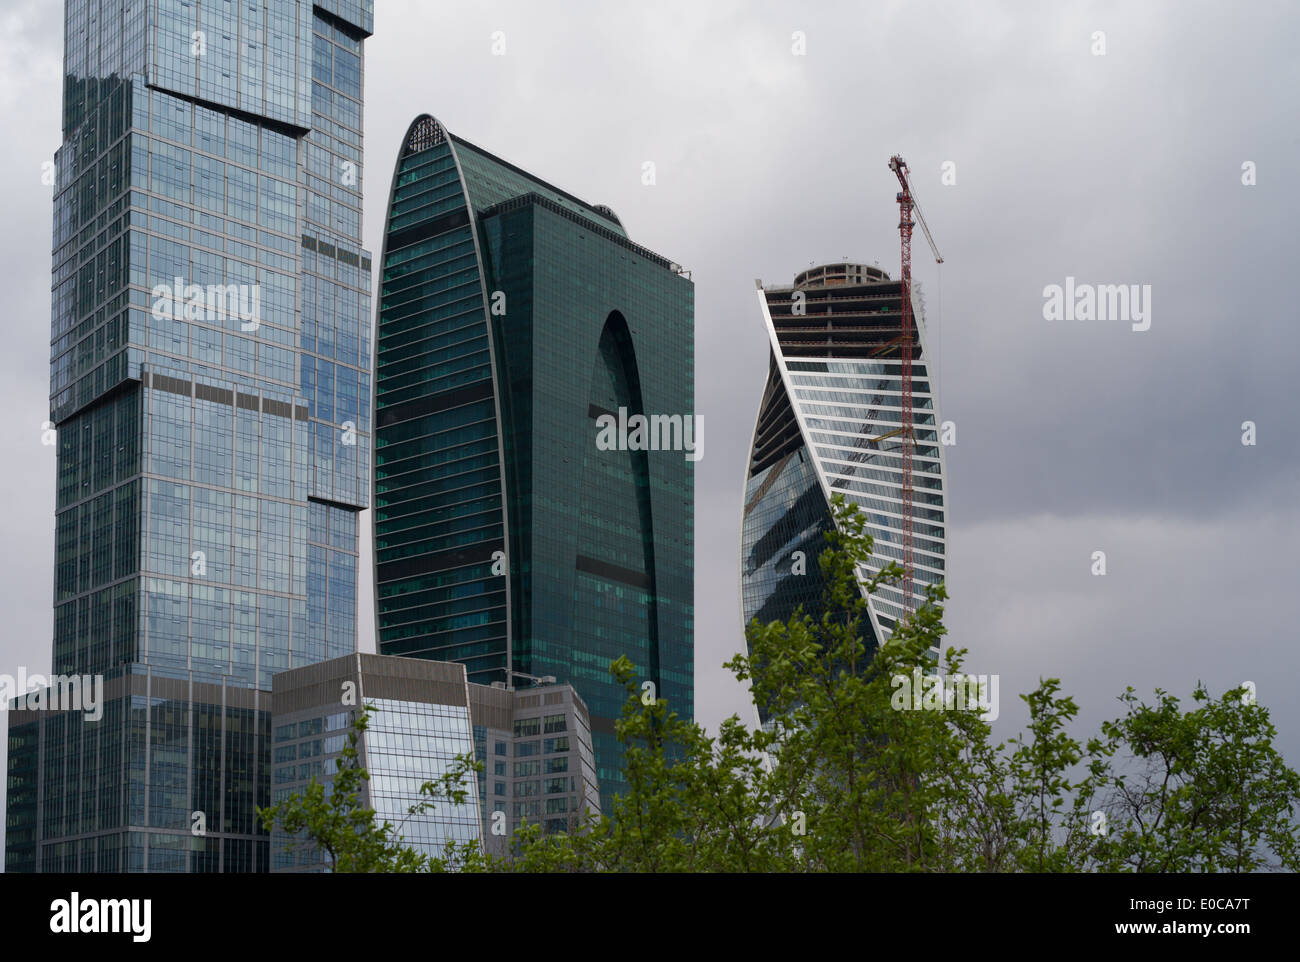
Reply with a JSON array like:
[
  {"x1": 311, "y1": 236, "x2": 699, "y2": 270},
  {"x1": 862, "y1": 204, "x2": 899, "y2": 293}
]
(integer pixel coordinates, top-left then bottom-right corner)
[{"x1": 887, "y1": 155, "x2": 942, "y2": 628}]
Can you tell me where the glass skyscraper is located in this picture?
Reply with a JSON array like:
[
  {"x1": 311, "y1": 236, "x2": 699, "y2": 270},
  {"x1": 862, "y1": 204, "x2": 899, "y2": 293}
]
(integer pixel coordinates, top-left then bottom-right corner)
[
  {"x1": 740, "y1": 263, "x2": 948, "y2": 720},
  {"x1": 6, "y1": 0, "x2": 374, "y2": 872},
  {"x1": 373, "y1": 116, "x2": 694, "y2": 806}
]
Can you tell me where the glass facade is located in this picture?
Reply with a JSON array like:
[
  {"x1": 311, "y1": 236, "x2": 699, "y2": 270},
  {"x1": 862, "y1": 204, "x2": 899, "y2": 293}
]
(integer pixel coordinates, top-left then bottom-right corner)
[
  {"x1": 271, "y1": 697, "x2": 480, "y2": 871},
  {"x1": 7, "y1": 0, "x2": 375, "y2": 873},
  {"x1": 363, "y1": 698, "x2": 480, "y2": 857},
  {"x1": 740, "y1": 265, "x2": 948, "y2": 716},
  {"x1": 740, "y1": 438, "x2": 832, "y2": 632},
  {"x1": 374, "y1": 117, "x2": 694, "y2": 806}
]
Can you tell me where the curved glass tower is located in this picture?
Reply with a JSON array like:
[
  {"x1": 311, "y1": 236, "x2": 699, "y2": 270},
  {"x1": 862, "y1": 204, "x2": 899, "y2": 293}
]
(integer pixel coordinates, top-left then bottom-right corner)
[
  {"x1": 373, "y1": 116, "x2": 694, "y2": 805},
  {"x1": 740, "y1": 263, "x2": 947, "y2": 714}
]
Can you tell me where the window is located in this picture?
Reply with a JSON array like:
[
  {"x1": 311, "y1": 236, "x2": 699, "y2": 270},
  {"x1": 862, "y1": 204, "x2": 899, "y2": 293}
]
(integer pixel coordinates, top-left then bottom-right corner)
[
  {"x1": 544, "y1": 757, "x2": 568, "y2": 774},
  {"x1": 544, "y1": 777, "x2": 567, "y2": 795},
  {"x1": 544, "y1": 736, "x2": 569, "y2": 753},
  {"x1": 494, "y1": 782, "x2": 505, "y2": 797},
  {"x1": 494, "y1": 740, "x2": 507, "y2": 755},
  {"x1": 514, "y1": 760, "x2": 541, "y2": 778},
  {"x1": 515, "y1": 741, "x2": 539, "y2": 757},
  {"x1": 493, "y1": 761, "x2": 506, "y2": 776},
  {"x1": 514, "y1": 717, "x2": 540, "y2": 737},
  {"x1": 543, "y1": 714, "x2": 566, "y2": 734},
  {"x1": 513, "y1": 781, "x2": 539, "y2": 798},
  {"x1": 545, "y1": 797, "x2": 568, "y2": 814}
]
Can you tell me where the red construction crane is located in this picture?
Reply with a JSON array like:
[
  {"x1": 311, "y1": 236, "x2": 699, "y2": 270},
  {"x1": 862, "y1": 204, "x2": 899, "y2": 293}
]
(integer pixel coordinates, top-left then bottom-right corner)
[{"x1": 888, "y1": 155, "x2": 943, "y2": 628}]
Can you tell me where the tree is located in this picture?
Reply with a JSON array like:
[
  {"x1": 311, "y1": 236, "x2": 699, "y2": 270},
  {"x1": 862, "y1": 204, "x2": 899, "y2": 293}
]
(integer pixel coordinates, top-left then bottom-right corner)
[
  {"x1": 262, "y1": 494, "x2": 1300, "y2": 873},
  {"x1": 469, "y1": 655, "x2": 781, "y2": 873},
  {"x1": 1086, "y1": 684, "x2": 1300, "y2": 872}
]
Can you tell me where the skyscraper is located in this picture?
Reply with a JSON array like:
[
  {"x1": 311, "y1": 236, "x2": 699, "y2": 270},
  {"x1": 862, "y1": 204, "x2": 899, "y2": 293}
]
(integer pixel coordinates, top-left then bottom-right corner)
[
  {"x1": 740, "y1": 262, "x2": 948, "y2": 718},
  {"x1": 6, "y1": 0, "x2": 374, "y2": 872},
  {"x1": 373, "y1": 115, "x2": 694, "y2": 805}
]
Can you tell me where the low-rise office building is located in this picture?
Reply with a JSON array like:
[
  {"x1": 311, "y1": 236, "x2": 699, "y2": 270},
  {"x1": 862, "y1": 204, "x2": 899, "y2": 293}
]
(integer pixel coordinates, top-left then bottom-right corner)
[{"x1": 269, "y1": 653, "x2": 598, "y2": 870}]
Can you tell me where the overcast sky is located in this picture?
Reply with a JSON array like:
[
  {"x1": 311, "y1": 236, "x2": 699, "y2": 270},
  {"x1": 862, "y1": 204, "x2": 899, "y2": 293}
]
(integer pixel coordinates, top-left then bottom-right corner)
[{"x1": 2, "y1": 0, "x2": 1297, "y2": 863}]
